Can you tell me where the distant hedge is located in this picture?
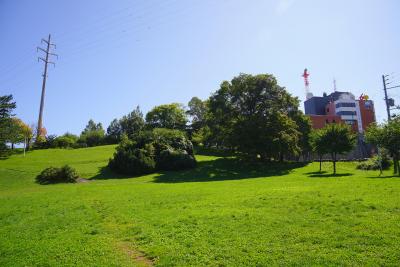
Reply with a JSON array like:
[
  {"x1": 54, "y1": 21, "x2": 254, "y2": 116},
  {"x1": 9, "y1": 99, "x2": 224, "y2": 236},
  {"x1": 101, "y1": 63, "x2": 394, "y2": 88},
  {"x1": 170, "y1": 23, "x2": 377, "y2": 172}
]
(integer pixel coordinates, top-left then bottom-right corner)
[
  {"x1": 356, "y1": 154, "x2": 391, "y2": 171},
  {"x1": 109, "y1": 128, "x2": 196, "y2": 176}
]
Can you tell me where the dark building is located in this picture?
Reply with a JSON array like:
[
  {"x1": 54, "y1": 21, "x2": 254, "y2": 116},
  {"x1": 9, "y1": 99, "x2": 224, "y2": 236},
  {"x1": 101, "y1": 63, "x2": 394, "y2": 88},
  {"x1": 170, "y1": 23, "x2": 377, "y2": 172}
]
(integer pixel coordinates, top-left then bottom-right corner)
[
  {"x1": 304, "y1": 91, "x2": 348, "y2": 115},
  {"x1": 304, "y1": 96, "x2": 329, "y2": 115}
]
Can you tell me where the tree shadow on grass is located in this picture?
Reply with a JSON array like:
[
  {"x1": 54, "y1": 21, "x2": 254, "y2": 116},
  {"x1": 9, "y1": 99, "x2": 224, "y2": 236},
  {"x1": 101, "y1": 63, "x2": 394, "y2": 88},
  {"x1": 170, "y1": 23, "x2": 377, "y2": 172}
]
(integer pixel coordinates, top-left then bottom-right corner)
[
  {"x1": 153, "y1": 158, "x2": 308, "y2": 183},
  {"x1": 90, "y1": 166, "x2": 135, "y2": 180},
  {"x1": 366, "y1": 174, "x2": 400, "y2": 179},
  {"x1": 305, "y1": 171, "x2": 353, "y2": 178}
]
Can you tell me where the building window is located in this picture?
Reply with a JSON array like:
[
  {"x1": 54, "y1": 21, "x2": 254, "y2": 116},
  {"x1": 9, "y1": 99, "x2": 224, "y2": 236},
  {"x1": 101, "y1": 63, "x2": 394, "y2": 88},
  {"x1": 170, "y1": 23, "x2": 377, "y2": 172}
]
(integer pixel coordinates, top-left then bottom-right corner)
[
  {"x1": 337, "y1": 111, "x2": 357, "y2": 116},
  {"x1": 336, "y1": 102, "x2": 356, "y2": 108}
]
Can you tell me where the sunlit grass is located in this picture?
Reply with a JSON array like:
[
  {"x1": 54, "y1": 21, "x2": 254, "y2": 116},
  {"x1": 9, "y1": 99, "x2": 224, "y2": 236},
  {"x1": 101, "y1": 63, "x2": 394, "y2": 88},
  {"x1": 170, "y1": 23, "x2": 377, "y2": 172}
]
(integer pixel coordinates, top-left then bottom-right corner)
[{"x1": 0, "y1": 145, "x2": 399, "y2": 266}]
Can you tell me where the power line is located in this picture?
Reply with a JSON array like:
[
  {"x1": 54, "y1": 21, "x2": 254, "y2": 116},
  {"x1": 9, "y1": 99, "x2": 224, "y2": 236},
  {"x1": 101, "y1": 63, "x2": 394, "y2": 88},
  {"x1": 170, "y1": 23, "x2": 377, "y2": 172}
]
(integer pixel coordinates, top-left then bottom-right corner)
[
  {"x1": 1, "y1": 0, "x2": 187, "y2": 82},
  {"x1": 1, "y1": 1, "x2": 176, "y2": 85}
]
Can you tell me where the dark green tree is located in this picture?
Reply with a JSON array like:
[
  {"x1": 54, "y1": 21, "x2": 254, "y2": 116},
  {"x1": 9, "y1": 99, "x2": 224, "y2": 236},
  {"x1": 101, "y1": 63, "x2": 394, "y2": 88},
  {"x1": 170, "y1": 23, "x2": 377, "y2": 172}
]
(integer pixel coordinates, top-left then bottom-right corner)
[
  {"x1": 207, "y1": 73, "x2": 302, "y2": 160},
  {"x1": 146, "y1": 103, "x2": 187, "y2": 130},
  {"x1": 106, "y1": 119, "x2": 122, "y2": 144},
  {"x1": 290, "y1": 111, "x2": 312, "y2": 160},
  {"x1": 187, "y1": 97, "x2": 207, "y2": 130},
  {"x1": 0, "y1": 95, "x2": 16, "y2": 156},
  {"x1": 120, "y1": 106, "x2": 145, "y2": 137}
]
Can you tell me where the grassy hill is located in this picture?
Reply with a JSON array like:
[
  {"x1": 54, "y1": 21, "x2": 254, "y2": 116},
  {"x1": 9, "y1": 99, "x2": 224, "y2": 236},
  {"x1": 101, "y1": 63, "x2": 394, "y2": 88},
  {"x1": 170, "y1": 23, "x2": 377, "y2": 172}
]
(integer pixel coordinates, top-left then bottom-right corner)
[{"x1": 0, "y1": 145, "x2": 399, "y2": 266}]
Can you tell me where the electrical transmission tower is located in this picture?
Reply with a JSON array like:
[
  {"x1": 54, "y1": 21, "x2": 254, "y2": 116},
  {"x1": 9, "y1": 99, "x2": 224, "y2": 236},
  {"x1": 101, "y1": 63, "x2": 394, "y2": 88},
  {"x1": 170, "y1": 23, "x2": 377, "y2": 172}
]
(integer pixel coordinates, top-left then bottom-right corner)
[
  {"x1": 382, "y1": 74, "x2": 400, "y2": 121},
  {"x1": 36, "y1": 34, "x2": 57, "y2": 139}
]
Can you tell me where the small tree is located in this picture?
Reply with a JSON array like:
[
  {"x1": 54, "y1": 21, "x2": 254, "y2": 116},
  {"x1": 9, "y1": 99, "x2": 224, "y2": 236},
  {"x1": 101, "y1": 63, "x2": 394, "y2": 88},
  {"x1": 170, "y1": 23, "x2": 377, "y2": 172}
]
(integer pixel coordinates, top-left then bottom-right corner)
[
  {"x1": 366, "y1": 118, "x2": 400, "y2": 176},
  {"x1": 80, "y1": 119, "x2": 105, "y2": 147},
  {"x1": 119, "y1": 106, "x2": 145, "y2": 137},
  {"x1": 19, "y1": 121, "x2": 33, "y2": 154},
  {"x1": 7, "y1": 118, "x2": 25, "y2": 150},
  {"x1": 310, "y1": 129, "x2": 327, "y2": 172},
  {"x1": 318, "y1": 123, "x2": 356, "y2": 174}
]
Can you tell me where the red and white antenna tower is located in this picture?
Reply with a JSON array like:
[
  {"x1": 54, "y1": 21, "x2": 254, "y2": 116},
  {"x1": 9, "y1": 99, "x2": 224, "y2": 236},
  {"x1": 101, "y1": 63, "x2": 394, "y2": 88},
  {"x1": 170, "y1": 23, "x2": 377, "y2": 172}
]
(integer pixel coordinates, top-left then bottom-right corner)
[{"x1": 302, "y1": 68, "x2": 313, "y2": 99}]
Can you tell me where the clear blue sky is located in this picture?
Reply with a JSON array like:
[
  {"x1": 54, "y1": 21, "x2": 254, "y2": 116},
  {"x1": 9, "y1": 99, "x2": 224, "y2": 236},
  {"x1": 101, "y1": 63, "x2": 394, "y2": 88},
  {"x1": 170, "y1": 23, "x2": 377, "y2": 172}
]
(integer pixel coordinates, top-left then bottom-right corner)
[{"x1": 1, "y1": 0, "x2": 399, "y2": 135}]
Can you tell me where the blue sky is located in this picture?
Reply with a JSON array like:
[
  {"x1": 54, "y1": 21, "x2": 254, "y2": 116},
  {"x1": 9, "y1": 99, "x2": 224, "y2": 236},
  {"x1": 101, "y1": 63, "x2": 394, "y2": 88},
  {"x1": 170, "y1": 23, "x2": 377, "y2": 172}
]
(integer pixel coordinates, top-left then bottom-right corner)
[{"x1": 1, "y1": 0, "x2": 399, "y2": 135}]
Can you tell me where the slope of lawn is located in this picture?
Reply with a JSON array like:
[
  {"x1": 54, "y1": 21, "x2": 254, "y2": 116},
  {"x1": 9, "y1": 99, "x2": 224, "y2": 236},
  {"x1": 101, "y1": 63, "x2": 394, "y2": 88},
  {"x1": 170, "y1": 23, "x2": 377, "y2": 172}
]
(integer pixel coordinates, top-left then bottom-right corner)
[{"x1": 0, "y1": 145, "x2": 399, "y2": 266}]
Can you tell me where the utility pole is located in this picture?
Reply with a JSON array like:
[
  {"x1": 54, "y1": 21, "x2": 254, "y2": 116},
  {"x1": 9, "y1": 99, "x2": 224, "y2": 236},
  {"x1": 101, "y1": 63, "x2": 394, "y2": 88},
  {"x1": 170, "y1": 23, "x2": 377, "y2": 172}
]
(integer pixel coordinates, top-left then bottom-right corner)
[
  {"x1": 36, "y1": 34, "x2": 57, "y2": 139},
  {"x1": 382, "y1": 74, "x2": 391, "y2": 121},
  {"x1": 382, "y1": 73, "x2": 400, "y2": 122}
]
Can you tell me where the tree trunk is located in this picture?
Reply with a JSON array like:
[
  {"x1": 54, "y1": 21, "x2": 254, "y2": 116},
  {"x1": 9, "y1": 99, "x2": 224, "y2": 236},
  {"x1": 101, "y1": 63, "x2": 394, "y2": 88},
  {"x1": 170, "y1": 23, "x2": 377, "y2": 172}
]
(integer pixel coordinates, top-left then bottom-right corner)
[
  {"x1": 319, "y1": 155, "x2": 322, "y2": 172},
  {"x1": 394, "y1": 155, "x2": 398, "y2": 175},
  {"x1": 11, "y1": 143, "x2": 14, "y2": 150},
  {"x1": 26, "y1": 138, "x2": 31, "y2": 151},
  {"x1": 397, "y1": 159, "x2": 400, "y2": 177},
  {"x1": 332, "y1": 152, "x2": 336, "y2": 175}
]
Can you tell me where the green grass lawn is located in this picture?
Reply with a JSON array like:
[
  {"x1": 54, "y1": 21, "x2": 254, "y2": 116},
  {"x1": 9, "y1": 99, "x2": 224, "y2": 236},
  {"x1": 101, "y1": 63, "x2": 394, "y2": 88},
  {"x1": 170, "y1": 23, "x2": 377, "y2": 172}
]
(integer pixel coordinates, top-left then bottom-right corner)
[{"x1": 1, "y1": 145, "x2": 399, "y2": 266}]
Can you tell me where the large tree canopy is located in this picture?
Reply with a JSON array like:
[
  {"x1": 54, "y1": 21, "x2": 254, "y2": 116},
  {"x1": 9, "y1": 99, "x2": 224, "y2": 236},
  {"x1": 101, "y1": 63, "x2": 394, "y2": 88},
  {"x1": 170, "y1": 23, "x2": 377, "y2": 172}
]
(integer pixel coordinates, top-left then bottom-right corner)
[
  {"x1": 187, "y1": 97, "x2": 207, "y2": 130},
  {"x1": 207, "y1": 73, "x2": 305, "y2": 160},
  {"x1": 145, "y1": 103, "x2": 187, "y2": 130}
]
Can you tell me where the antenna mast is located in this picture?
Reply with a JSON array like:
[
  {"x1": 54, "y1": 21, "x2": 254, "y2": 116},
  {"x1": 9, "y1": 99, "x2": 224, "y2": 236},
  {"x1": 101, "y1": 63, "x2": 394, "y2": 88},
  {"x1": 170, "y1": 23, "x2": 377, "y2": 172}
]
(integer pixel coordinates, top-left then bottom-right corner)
[
  {"x1": 302, "y1": 68, "x2": 312, "y2": 99},
  {"x1": 333, "y1": 78, "x2": 337, "y2": 92}
]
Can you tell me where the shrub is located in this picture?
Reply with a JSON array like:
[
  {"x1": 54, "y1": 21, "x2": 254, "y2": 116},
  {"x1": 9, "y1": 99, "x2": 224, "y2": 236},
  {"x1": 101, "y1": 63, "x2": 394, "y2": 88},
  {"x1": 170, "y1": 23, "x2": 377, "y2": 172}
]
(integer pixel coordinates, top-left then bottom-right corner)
[
  {"x1": 33, "y1": 135, "x2": 56, "y2": 149},
  {"x1": 356, "y1": 153, "x2": 391, "y2": 171},
  {"x1": 54, "y1": 136, "x2": 76, "y2": 148},
  {"x1": 79, "y1": 130, "x2": 105, "y2": 147},
  {"x1": 157, "y1": 149, "x2": 196, "y2": 170},
  {"x1": 108, "y1": 139, "x2": 156, "y2": 176},
  {"x1": 36, "y1": 165, "x2": 79, "y2": 184},
  {"x1": 152, "y1": 128, "x2": 194, "y2": 157},
  {"x1": 108, "y1": 128, "x2": 196, "y2": 176}
]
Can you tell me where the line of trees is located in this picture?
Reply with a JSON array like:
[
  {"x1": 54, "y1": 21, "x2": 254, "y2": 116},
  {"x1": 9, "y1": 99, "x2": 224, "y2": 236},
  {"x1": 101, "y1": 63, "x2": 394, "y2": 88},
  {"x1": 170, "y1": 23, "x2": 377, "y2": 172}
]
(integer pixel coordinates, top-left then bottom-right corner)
[{"x1": 3, "y1": 72, "x2": 398, "y2": 177}]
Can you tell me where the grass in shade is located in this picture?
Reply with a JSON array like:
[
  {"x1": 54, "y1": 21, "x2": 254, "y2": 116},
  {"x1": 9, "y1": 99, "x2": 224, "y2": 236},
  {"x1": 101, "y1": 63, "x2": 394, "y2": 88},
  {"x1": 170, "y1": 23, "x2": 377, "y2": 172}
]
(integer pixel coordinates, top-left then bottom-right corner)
[{"x1": 0, "y1": 145, "x2": 399, "y2": 266}]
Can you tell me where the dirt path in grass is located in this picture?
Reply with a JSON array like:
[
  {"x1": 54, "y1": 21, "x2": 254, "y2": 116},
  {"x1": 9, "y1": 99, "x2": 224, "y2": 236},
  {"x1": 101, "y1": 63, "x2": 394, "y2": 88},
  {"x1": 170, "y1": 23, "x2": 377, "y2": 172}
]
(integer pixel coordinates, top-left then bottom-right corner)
[
  {"x1": 76, "y1": 178, "x2": 92, "y2": 183},
  {"x1": 117, "y1": 241, "x2": 154, "y2": 266}
]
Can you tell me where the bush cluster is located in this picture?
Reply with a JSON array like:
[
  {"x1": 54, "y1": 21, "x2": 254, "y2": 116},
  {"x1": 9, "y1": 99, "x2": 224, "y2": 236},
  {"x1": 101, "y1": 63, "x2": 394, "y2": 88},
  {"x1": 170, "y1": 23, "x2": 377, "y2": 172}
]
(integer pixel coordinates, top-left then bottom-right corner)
[
  {"x1": 157, "y1": 149, "x2": 196, "y2": 170},
  {"x1": 356, "y1": 154, "x2": 391, "y2": 171},
  {"x1": 108, "y1": 142, "x2": 156, "y2": 175},
  {"x1": 36, "y1": 165, "x2": 79, "y2": 184},
  {"x1": 108, "y1": 128, "x2": 196, "y2": 176}
]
